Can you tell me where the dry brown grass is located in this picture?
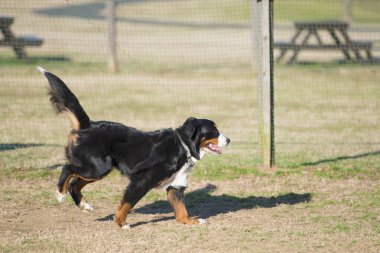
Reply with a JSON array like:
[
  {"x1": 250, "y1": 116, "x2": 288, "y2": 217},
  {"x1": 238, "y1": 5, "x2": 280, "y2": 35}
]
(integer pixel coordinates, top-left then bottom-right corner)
[
  {"x1": 1, "y1": 1, "x2": 380, "y2": 252},
  {"x1": 0, "y1": 172, "x2": 379, "y2": 252}
]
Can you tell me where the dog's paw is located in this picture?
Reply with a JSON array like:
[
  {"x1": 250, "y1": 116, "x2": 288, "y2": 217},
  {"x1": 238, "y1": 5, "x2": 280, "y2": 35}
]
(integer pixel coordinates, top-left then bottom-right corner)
[
  {"x1": 121, "y1": 224, "x2": 131, "y2": 230},
  {"x1": 179, "y1": 217, "x2": 207, "y2": 225},
  {"x1": 55, "y1": 190, "x2": 66, "y2": 203},
  {"x1": 198, "y1": 218, "x2": 207, "y2": 225},
  {"x1": 80, "y1": 201, "x2": 94, "y2": 212}
]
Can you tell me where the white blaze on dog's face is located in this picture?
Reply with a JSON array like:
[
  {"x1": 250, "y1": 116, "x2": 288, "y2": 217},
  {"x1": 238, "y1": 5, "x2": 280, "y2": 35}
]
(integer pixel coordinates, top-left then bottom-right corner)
[
  {"x1": 218, "y1": 134, "x2": 229, "y2": 148},
  {"x1": 200, "y1": 133, "x2": 230, "y2": 155},
  {"x1": 198, "y1": 123, "x2": 230, "y2": 155}
]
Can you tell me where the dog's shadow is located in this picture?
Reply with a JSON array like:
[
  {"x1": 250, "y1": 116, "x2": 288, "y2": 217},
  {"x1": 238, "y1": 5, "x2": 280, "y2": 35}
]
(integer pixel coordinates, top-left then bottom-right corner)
[{"x1": 96, "y1": 184, "x2": 311, "y2": 227}]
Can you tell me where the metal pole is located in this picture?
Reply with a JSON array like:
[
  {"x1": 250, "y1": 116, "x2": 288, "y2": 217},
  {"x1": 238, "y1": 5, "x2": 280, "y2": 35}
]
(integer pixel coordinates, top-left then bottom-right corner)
[
  {"x1": 256, "y1": 0, "x2": 275, "y2": 168},
  {"x1": 106, "y1": 0, "x2": 118, "y2": 73}
]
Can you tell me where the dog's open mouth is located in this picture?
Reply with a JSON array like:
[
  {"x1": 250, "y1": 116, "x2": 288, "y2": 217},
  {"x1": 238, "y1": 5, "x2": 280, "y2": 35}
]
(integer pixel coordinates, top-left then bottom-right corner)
[{"x1": 206, "y1": 142, "x2": 222, "y2": 154}]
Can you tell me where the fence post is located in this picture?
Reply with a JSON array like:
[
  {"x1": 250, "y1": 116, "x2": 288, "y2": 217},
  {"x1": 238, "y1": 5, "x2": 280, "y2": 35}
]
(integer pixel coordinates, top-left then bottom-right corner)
[
  {"x1": 251, "y1": 0, "x2": 259, "y2": 69},
  {"x1": 106, "y1": 0, "x2": 118, "y2": 73},
  {"x1": 254, "y1": 0, "x2": 275, "y2": 168}
]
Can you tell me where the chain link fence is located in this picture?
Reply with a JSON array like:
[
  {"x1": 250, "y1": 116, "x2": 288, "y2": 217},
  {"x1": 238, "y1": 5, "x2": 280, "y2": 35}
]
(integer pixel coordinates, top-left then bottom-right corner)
[
  {"x1": 273, "y1": 0, "x2": 380, "y2": 168},
  {"x1": 1, "y1": 0, "x2": 379, "y2": 170}
]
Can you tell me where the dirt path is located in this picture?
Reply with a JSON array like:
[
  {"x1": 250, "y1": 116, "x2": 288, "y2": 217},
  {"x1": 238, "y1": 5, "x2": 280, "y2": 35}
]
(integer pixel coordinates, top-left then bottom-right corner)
[{"x1": 1, "y1": 175, "x2": 379, "y2": 252}]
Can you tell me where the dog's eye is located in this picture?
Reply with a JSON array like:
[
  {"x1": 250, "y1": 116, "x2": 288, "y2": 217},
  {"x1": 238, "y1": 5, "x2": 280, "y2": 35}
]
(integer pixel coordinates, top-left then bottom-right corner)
[{"x1": 206, "y1": 131, "x2": 219, "y2": 139}]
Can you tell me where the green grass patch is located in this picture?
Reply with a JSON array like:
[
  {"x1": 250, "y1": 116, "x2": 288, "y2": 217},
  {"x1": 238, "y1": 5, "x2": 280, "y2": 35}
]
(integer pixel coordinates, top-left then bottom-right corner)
[
  {"x1": 275, "y1": 168, "x2": 303, "y2": 176},
  {"x1": 349, "y1": 188, "x2": 380, "y2": 209},
  {"x1": 274, "y1": 0, "x2": 380, "y2": 24},
  {"x1": 143, "y1": 190, "x2": 166, "y2": 202},
  {"x1": 1, "y1": 167, "x2": 56, "y2": 181},
  {"x1": 31, "y1": 189, "x2": 58, "y2": 206},
  {"x1": 122, "y1": 0, "x2": 380, "y2": 24},
  {"x1": 311, "y1": 165, "x2": 374, "y2": 179},
  {"x1": 193, "y1": 154, "x2": 265, "y2": 180},
  {"x1": 312, "y1": 215, "x2": 358, "y2": 234},
  {"x1": 331, "y1": 221, "x2": 352, "y2": 233},
  {"x1": 0, "y1": 56, "x2": 105, "y2": 76},
  {"x1": 14, "y1": 168, "x2": 53, "y2": 180},
  {"x1": 0, "y1": 238, "x2": 67, "y2": 253},
  {"x1": 0, "y1": 55, "x2": 254, "y2": 81}
]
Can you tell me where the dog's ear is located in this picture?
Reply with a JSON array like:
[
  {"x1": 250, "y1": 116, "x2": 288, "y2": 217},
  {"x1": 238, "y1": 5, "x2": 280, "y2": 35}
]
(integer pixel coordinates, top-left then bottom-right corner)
[
  {"x1": 181, "y1": 117, "x2": 201, "y2": 160},
  {"x1": 185, "y1": 117, "x2": 200, "y2": 140},
  {"x1": 183, "y1": 117, "x2": 197, "y2": 125}
]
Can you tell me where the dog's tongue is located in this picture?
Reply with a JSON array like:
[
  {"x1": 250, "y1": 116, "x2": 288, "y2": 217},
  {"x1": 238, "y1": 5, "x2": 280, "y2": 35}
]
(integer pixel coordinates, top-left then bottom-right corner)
[{"x1": 207, "y1": 143, "x2": 222, "y2": 154}]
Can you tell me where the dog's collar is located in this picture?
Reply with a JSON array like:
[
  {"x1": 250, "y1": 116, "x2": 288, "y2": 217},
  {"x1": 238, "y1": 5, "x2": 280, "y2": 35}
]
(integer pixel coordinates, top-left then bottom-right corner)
[{"x1": 176, "y1": 132, "x2": 197, "y2": 166}]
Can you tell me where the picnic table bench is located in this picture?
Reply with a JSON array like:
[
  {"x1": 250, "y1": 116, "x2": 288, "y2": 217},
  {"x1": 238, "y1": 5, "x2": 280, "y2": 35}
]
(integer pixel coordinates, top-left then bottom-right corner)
[
  {"x1": 274, "y1": 21, "x2": 373, "y2": 64},
  {"x1": 0, "y1": 15, "x2": 43, "y2": 59}
]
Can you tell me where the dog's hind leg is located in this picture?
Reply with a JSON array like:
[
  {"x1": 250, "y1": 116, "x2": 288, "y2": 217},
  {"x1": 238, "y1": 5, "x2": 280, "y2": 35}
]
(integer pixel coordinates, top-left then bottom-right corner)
[
  {"x1": 56, "y1": 164, "x2": 75, "y2": 203},
  {"x1": 64, "y1": 156, "x2": 113, "y2": 209},
  {"x1": 68, "y1": 177, "x2": 96, "y2": 212}
]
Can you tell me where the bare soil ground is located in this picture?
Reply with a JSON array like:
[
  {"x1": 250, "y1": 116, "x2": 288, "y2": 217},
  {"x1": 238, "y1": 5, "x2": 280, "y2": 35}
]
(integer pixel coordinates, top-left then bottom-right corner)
[{"x1": 1, "y1": 172, "x2": 379, "y2": 253}]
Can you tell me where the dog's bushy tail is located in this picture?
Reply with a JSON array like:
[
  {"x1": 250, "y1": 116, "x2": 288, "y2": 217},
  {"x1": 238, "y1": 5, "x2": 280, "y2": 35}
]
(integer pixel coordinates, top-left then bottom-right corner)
[{"x1": 37, "y1": 67, "x2": 90, "y2": 130}]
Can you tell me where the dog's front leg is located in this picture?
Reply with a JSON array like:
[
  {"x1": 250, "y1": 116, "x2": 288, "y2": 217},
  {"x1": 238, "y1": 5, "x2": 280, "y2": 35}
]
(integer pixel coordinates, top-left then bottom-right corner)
[
  {"x1": 166, "y1": 186, "x2": 206, "y2": 225},
  {"x1": 115, "y1": 181, "x2": 150, "y2": 229}
]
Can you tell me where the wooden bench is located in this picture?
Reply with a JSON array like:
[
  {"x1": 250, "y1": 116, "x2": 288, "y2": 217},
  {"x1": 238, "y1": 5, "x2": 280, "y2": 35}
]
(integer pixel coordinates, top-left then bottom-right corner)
[
  {"x1": 274, "y1": 21, "x2": 374, "y2": 64},
  {"x1": 0, "y1": 15, "x2": 43, "y2": 59},
  {"x1": 294, "y1": 20, "x2": 349, "y2": 31},
  {"x1": 274, "y1": 41, "x2": 373, "y2": 62}
]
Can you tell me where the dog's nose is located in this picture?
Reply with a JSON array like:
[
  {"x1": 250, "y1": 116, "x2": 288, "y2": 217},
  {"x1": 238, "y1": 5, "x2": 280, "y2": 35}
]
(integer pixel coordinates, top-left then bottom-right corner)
[{"x1": 226, "y1": 137, "x2": 231, "y2": 145}]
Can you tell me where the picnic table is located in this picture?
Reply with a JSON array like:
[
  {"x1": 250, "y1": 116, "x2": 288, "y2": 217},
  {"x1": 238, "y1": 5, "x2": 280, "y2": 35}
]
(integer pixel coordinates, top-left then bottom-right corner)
[
  {"x1": 0, "y1": 15, "x2": 43, "y2": 59},
  {"x1": 274, "y1": 20, "x2": 373, "y2": 64}
]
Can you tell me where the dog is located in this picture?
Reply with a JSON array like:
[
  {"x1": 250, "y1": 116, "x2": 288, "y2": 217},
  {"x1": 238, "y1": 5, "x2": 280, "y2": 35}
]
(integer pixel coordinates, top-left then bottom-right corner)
[{"x1": 37, "y1": 67, "x2": 230, "y2": 229}]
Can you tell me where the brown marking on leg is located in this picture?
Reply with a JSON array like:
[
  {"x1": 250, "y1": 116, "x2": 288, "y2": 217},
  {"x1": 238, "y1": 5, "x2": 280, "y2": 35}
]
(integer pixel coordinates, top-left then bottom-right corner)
[
  {"x1": 73, "y1": 178, "x2": 89, "y2": 201},
  {"x1": 167, "y1": 187, "x2": 199, "y2": 225},
  {"x1": 115, "y1": 201, "x2": 133, "y2": 227},
  {"x1": 75, "y1": 179, "x2": 94, "y2": 211},
  {"x1": 60, "y1": 174, "x2": 73, "y2": 194},
  {"x1": 73, "y1": 174, "x2": 99, "y2": 182},
  {"x1": 114, "y1": 181, "x2": 152, "y2": 228},
  {"x1": 69, "y1": 177, "x2": 95, "y2": 207},
  {"x1": 69, "y1": 173, "x2": 111, "y2": 211}
]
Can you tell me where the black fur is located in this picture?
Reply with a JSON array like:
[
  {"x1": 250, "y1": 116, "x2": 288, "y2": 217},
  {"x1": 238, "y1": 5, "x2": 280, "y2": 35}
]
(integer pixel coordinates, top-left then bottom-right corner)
[
  {"x1": 44, "y1": 71, "x2": 90, "y2": 129},
  {"x1": 39, "y1": 68, "x2": 229, "y2": 226}
]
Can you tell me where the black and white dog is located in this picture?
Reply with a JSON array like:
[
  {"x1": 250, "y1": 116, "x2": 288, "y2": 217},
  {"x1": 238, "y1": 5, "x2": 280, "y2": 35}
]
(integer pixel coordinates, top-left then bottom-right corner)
[{"x1": 38, "y1": 67, "x2": 230, "y2": 229}]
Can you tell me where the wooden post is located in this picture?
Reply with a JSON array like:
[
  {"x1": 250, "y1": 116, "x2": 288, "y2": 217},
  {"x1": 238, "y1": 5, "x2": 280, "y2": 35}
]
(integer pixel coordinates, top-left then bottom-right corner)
[
  {"x1": 106, "y1": 0, "x2": 118, "y2": 73},
  {"x1": 255, "y1": 0, "x2": 275, "y2": 168},
  {"x1": 343, "y1": 0, "x2": 353, "y2": 23},
  {"x1": 250, "y1": 0, "x2": 259, "y2": 68}
]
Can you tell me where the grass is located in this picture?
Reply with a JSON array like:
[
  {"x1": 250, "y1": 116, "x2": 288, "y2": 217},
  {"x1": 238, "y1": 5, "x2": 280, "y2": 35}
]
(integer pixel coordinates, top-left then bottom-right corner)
[
  {"x1": 275, "y1": 0, "x2": 380, "y2": 24},
  {"x1": 0, "y1": 1, "x2": 379, "y2": 252},
  {"x1": 0, "y1": 238, "x2": 67, "y2": 253},
  {"x1": 1, "y1": 57, "x2": 379, "y2": 184},
  {"x1": 193, "y1": 154, "x2": 264, "y2": 180},
  {"x1": 1, "y1": 59, "x2": 379, "y2": 179},
  {"x1": 119, "y1": 0, "x2": 380, "y2": 24}
]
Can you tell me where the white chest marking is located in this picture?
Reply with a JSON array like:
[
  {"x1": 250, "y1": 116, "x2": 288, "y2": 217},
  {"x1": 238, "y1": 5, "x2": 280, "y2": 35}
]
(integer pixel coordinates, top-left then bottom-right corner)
[
  {"x1": 159, "y1": 133, "x2": 206, "y2": 190},
  {"x1": 160, "y1": 149, "x2": 205, "y2": 190},
  {"x1": 160, "y1": 161, "x2": 194, "y2": 189}
]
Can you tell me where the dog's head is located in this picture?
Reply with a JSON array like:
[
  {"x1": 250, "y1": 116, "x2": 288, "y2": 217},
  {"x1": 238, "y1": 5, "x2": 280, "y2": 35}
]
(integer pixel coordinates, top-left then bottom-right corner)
[{"x1": 178, "y1": 117, "x2": 230, "y2": 160}]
